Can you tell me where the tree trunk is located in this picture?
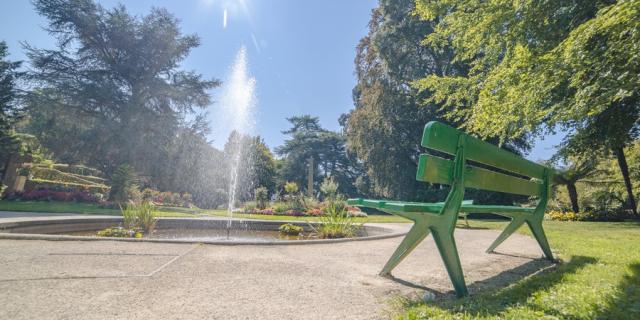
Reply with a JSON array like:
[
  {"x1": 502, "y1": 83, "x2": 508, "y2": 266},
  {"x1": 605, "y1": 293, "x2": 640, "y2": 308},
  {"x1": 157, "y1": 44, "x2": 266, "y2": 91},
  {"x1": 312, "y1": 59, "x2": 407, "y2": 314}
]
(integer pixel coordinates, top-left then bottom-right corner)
[
  {"x1": 614, "y1": 147, "x2": 637, "y2": 214},
  {"x1": 566, "y1": 183, "x2": 580, "y2": 213}
]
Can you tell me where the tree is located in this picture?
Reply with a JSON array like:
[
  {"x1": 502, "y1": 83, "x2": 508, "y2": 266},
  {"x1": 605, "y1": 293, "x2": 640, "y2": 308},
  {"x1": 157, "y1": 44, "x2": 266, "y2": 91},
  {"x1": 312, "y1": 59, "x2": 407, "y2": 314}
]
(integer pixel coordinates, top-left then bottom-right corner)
[
  {"x1": 223, "y1": 131, "x2": 276, "y2": 202},
  {"x1": 249, "y1": 137, "x2": 277, "y2": 196},
  {"x1": 553, "y1": 158, "x2": 598, "y2": 213},
  {"x1": 347, "y1": 0, "x2": 441, "y2": 200},
  {"x1": 25, "y1": 0, "x2": 220, "y2": 180},
  {"x1": 413, "y1": 0, "x2": 639, "y2": 213},
  {"x1": 109, "y1": 164, "x2": 137, "y2": 203},
  {"x1": 346, "y1": 0, "x2": 529, "y2": 203},
  {"x1": 0, "y1": 41, "x2": 24, "y2": 176},
  {"x1": 276, "y1": 115, "x2": 362, "y2": 197}
]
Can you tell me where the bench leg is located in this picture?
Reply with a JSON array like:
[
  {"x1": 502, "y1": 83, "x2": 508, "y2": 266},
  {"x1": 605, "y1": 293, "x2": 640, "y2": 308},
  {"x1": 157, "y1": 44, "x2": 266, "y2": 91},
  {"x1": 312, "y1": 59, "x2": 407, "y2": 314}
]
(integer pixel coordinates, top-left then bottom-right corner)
[
  {"x1": 486, "y1": 216, "x2": 554, "y2": 260},
  {"x1": 431, "y1": 227, "x2": 468, "y2": 297},
  {"x1": 526, "y1": 219, "x2": 554, "y2": 260},
  {"x1": 380, "y1": 221, "x2": 430, "y2": 276},
  {"x1": 486, "y1": 217, "x2": 526, "y2": 254}
]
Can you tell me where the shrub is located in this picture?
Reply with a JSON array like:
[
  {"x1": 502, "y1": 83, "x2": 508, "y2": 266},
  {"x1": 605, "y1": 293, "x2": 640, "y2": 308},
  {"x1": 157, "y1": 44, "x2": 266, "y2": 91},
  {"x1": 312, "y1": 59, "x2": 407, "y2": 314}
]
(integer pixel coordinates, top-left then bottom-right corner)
[
  {"x1": 545, "y1": 209, "x2": 635, "y2": 222},
  {"x1": 278, "y1": 223, "x2": 303, "y2": 236},
  {"x1": 25, "y1": 178, "x2": 109, "y2": 194},
  {"x1": 17, "y1": 167, "x2": 31, "y2": 177},
  {"x1": 142, "y1": 188, "x2": 159, "y2": 201},
  {"x1": 243, "y1": 202, "x2": 257, "y2": 213},
  {"x1": 120, "y1": 201, "x2": 157, "y2": 232},
  {"x1": 254, "y1": 187, "x2": 269, "y2": 209},
  {"x1": 320, "y1": 176, "x2": 339, "y2": 200},
  {"x1": 144, "y1": 190, "x2": 194, "y2": 207},
  {"x1": 314, "y1": 199, "x2": 360, "y2": 239},
  {"x1": 285, "y1": 209, "x2": 305, "y2": 216},
  {"x1": 305, "y1": 208, "x2": 323, "y2": 216},
  {"x1": 284, "y1": 181, "x2": 299, "y2": 195},
  {"x1": 109, "y1": 164, "x2": 138, "y2": 203},
  {"x1": 273, "y1": 202, "x2": 288, "y2": 214},
  {"x1": 546, "y1": 210, "x2": 579, "y2": 221}
]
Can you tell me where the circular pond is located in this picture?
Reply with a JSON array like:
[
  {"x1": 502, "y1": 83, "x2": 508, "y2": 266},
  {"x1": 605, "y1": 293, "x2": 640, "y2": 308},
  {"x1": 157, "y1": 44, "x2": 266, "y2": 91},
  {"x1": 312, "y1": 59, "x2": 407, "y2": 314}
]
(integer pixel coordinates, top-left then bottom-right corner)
[{"x1": 0, "y1": 217, "x2": 403, "y2": 245}]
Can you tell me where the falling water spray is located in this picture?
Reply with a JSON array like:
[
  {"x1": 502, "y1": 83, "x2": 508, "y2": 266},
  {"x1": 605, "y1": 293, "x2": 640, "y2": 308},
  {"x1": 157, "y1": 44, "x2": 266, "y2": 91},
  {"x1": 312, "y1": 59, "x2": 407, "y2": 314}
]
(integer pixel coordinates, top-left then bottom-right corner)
[{"x1": 219, "y1": 46, "x2": 256, "y2": 237}]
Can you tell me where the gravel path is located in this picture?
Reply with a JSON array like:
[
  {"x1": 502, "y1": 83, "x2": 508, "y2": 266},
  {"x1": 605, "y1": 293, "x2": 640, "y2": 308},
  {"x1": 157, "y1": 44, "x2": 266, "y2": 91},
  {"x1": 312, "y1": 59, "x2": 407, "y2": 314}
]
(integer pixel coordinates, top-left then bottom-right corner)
[{"x1": 0, "y1": 221, "x2": 554, "y2": 319}]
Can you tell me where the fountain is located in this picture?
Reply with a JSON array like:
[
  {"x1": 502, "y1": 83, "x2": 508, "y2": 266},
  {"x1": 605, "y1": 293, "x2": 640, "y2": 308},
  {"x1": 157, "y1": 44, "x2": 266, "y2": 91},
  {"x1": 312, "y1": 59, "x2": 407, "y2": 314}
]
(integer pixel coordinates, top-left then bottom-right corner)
[{"x1": 218, "y1": 46, "x2": 256, "y2": 235}]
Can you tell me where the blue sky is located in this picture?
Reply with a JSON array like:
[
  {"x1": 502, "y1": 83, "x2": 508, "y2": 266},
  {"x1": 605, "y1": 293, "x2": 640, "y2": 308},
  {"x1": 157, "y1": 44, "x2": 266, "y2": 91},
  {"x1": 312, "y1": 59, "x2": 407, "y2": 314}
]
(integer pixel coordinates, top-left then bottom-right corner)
[{"x1": 0, "y1": 0, "x2": 562, "y2": 161}]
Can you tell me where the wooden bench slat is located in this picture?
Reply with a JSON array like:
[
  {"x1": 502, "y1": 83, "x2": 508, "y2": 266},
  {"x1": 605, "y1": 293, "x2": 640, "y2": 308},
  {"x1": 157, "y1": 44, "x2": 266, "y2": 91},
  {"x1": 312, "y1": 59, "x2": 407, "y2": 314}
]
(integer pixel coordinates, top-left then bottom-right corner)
[
  {"x1": 421, "y1": 121, "x2": 547, "y2": 180},
  {"x1": 346, "y1": 198, "x2": 535, "y2": 214},
  {"x1": 416, "y1": 154, "x2": 541, "y2": 196}
]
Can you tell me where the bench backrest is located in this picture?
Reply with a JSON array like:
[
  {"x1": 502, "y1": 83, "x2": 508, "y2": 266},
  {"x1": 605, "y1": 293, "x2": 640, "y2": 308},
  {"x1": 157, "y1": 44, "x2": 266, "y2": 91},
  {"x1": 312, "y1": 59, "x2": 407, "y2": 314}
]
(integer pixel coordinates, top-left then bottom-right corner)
[{"x1": 416, "y1": 121, "x2": 550, "y2": 198}]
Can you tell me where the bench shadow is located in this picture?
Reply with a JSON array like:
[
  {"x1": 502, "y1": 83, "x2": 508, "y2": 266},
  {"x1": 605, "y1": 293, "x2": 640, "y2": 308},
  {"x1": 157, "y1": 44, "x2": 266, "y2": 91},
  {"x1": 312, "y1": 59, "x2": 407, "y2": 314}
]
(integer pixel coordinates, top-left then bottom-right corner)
[
  {"x1": 391, "y1": 255, "x2": 597, "y2": 317},
  {"x1": 466, "y1": 257, "x2": 557, "y2": 293},
  {"x1": 488, "y1": 251, "x2": 545, "y2": 259}
]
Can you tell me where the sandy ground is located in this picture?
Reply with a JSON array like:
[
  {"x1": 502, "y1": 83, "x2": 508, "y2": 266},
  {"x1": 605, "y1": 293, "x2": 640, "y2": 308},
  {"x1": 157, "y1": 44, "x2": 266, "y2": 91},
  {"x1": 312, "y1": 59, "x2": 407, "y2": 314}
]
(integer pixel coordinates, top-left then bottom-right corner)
[{"x1": 0, "y1": 220, "x2": 554, "y2": 320}]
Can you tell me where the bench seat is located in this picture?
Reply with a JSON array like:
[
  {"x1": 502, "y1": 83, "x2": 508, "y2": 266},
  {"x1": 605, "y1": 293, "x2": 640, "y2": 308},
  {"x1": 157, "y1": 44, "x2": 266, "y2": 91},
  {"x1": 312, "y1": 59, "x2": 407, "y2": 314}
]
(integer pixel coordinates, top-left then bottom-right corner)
[{"x1": 348, "y1": 198, "x2": 535, "y2": 215}]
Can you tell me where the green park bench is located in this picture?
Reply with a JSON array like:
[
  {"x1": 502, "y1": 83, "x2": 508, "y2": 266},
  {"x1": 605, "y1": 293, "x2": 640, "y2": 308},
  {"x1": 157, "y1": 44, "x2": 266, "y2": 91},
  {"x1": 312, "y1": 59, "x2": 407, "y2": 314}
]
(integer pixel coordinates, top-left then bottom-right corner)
[{"x1": 347, "y1": 121, "x2": 554, "y2": 297}]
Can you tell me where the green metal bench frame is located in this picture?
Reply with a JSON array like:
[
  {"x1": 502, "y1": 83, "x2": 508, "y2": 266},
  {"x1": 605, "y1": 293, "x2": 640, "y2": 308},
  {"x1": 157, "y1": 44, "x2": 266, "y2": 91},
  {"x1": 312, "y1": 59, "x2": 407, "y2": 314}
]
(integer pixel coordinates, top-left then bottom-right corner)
[{"x1": 347, "y1": 121, "x2": 554, "y2": 297}]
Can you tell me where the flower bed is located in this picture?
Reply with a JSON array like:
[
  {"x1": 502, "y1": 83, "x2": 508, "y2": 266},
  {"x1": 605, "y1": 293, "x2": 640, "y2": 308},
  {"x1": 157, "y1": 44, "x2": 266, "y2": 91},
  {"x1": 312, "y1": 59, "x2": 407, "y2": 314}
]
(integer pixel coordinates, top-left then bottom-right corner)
[
  {"x1": 14, "y1": 189, "x2": 101, "y2": 203},
  {"x1": 142, "y1": 188, "x2": 194, "y2": 208},
  {"x1": 243, "y1": 204, "x2": 367, "y2": 218}
]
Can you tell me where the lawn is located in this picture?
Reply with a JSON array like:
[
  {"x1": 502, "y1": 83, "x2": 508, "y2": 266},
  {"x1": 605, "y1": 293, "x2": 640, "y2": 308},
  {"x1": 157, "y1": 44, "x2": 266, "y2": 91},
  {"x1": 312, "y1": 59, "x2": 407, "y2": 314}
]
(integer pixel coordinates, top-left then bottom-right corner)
[
  {"x1": 0, "y1": 200, "x2": 410, "y2": 223},
  {"x1": 0, "y1": 200, "x2": 202, "y2": 217},
  {"x1": 0, "y1": 200, "x2": 409, "y2": 223},
  {"x1": 397, "y1": 220, "x2": 640, "y2": 320}
]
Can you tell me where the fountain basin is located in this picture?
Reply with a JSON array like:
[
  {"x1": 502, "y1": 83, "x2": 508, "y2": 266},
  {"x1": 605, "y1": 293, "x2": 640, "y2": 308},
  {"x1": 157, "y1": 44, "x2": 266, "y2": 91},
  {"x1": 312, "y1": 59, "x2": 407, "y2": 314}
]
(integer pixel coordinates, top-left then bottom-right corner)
[{"x1": 0, "y1": 217, "x2": 404, "y2": 245}]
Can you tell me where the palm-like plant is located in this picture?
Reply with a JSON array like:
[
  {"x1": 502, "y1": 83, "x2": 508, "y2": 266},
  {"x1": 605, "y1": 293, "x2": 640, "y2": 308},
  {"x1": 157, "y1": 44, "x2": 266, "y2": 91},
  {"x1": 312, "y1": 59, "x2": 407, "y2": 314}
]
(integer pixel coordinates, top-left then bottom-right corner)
[{"x1": 553, "y1": 158, "x2": 598, "y2": 213}]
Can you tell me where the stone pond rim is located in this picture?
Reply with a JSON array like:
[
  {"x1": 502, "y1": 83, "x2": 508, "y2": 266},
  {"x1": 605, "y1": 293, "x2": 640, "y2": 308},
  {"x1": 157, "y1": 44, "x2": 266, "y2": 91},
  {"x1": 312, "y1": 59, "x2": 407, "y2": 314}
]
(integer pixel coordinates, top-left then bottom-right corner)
[{"x1": 0, "y1": 216, "x2": 406, "y2": 245}]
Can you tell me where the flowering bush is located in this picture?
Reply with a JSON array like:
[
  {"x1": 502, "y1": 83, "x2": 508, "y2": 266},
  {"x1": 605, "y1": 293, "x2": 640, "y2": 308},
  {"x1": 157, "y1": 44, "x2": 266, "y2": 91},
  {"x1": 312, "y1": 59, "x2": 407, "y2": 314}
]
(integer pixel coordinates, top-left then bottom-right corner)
[
  {"x1": 141, "y1": 188, "x2": 194, "y2": 207},
  {"x1": 545, "y1": 209, "x2": 633, "y2": 222},
  {"x1": 16, "y1": 189, "x2": 101, "y2": 203},
  {"x1": 305, "y1": 208, "x2": 323, "y2": 216},
  {"x1": 241, "y1": 201, "x2": 368, "y2": 218},
  {"x1": 546, "y1": 210, "x2": 579, "y2": 221}
]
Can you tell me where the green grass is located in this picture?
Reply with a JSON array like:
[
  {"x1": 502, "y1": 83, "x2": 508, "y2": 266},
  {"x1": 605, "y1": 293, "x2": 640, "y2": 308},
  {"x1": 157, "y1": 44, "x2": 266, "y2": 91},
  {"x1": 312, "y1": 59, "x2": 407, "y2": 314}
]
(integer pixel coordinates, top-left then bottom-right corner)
[
  {"x1": 0, "y1": 200, "x2": 199, "y2": 217},
  {"x1": 0, "y1": 200, "x2": 410, "y2": 222},
  {"x1": 397, "y1": 220, "x2": 640, "y2": 320}
]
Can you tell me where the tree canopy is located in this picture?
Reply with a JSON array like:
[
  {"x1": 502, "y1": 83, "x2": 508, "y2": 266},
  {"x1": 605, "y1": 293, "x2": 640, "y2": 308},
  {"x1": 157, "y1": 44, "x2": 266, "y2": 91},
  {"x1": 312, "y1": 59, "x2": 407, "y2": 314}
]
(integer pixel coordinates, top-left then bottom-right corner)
[
  {"x1": 277, "y1": 115, "x2": 362, "y2": 197},
  {"x1": 25, "y1": 0, "x2": 220, "y2": 176},
  {"x1": 345, "y1": 0, "x2": 459, "y2": 200},
  {"x1": 413, "y1": 0, "x2": 640, "y2": 212},
  {"x1": 0, "y1": 41, "x2": 24, "y2": 168}
]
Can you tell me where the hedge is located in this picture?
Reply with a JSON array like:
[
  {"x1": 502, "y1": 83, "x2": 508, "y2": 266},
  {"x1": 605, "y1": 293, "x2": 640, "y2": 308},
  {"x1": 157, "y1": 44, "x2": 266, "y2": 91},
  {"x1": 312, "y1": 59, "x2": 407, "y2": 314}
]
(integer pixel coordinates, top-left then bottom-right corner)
[
  {"x1": 31, "y1": 167, "x2": 107, "y2": 185},
  {"x1": 25, "y1": 178, "x2": 109, "y2": 194}
]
